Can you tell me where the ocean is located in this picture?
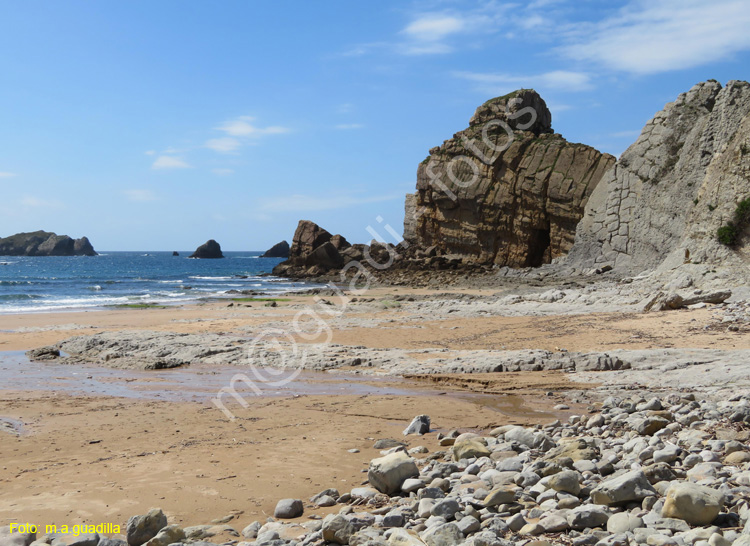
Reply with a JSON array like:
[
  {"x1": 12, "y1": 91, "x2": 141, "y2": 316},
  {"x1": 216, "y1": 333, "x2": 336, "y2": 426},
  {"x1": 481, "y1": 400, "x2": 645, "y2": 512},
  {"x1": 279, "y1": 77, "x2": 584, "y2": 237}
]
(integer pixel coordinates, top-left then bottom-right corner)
[{"x1": 0, "y1": 251, "x2": 316, "y2": 313}]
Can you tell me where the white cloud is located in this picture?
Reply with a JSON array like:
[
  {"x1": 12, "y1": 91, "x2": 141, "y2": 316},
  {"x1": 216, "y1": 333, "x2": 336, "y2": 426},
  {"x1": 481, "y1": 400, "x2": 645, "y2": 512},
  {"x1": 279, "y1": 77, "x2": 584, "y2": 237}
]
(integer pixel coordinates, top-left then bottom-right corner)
[
  {"x1": 562, "y1": 0, "x2": 750, "y2": 74},
  {"x1": 398, "y1": 12, "x2": 490, "y2": 55},
  {"x1": 212, "y1": 168, "x2": 235, "y2": 176},
  {"x1": 124, "y1": 189, "x2": 157, "y2": 202},
  {"x1": 260, "y1": 193, "x2": 401, "y2": 213},
  {"x1": 335, "y1": 123, "x2": 365, "y2": 130},
  {"x1": 205, "y1": 137, "x2": 242, "y2": 153},
  {"x1": 454, "y1": 70, "x2": 593, "y2": 93},
  {"x1": 144, "y1": 150, "x2": 156, "y2": 156},
  {"x1": 216, "y1": 116, "x2": 290, "y2": 137},
  {"x1": 403, "y1": 15, "x2": 466, "y2": 42},
  {"x1": 0, "y1": 172, "x2": 16, "y2": 178},
  {"x1": 152, "y1": 155, "x2": 192, "y2": 170}
]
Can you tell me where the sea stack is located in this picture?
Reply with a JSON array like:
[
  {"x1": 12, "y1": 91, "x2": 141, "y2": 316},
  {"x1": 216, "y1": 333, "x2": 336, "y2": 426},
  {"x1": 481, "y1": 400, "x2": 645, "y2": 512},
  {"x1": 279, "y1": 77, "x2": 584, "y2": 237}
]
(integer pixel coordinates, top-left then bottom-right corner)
[
  {"x1": 403, "y1": 89, "x2": 615, "y2": 268},
  {"x1": 261, "y1": 240, "x2": 290, "y2": 258},
  {"x1": 189, "y1": 239, "x2": 224, "y2": 259}
]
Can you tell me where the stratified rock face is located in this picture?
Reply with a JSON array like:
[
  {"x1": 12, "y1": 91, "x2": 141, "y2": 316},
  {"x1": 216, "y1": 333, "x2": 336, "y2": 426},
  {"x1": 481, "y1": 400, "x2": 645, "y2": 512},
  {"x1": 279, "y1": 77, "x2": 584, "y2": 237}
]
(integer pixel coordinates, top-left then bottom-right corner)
[
  {"x1": 0, "y1": 231, "x2": 98, "y2": 256},
  {"x1": 566, "y1": 80, "x2": 750, "y2": 274},
  {"x1": 189, "y1": 239, "x2": 224, "y2": 259},
  {"x1": 261, "y1": 240, "x2": 290, "y2": 258},
  {"x1": 405, "y1": 89, "x2": 615, "y2": 268}
]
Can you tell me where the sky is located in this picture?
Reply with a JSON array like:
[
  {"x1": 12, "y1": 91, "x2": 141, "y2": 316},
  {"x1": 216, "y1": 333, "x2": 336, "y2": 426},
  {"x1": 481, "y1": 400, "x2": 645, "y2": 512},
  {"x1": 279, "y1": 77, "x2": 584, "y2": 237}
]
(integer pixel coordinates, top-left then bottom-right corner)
[{"x1": 0, "y1": 0, "x2": 749, "y2": 251}]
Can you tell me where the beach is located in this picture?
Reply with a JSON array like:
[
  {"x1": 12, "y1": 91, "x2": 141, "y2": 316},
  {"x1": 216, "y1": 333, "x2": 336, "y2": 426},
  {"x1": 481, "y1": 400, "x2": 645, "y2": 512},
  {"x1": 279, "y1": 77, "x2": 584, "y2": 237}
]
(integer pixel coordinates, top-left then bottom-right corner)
[{"x1": 2, "y1": 282, "x2": 749, "y2": 527}]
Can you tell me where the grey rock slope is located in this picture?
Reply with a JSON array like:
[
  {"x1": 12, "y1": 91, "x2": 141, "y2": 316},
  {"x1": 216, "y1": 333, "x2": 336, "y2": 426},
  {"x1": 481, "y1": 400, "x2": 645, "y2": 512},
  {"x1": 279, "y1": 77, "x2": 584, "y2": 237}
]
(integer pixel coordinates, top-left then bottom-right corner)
[{"x1": 565, "y1": 80, "x2": 750, "y2": 277}]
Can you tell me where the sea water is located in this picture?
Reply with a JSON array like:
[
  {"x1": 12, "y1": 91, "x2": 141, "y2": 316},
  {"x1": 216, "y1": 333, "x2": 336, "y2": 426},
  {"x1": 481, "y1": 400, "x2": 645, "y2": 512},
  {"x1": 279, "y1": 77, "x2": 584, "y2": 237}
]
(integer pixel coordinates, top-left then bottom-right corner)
[{"x1": 0, "y1": 251, "x2": 315, "y2": 313}]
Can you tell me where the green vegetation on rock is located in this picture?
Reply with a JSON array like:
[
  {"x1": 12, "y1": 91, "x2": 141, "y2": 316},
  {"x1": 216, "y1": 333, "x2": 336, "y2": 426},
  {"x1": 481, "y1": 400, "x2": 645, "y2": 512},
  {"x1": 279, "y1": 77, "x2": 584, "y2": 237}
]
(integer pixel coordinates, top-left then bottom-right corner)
[{"x1": 717, "y1": 198, "x2": 750, "y2": 246}]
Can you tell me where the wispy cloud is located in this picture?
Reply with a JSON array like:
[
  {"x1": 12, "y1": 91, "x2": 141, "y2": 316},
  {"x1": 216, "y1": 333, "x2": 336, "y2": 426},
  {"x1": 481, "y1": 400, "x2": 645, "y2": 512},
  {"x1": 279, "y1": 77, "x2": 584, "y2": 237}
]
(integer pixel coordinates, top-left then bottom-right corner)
[
  {"x1": 152, "y1": 155, "x2": 192, "y2": 170},
  {"x1": 334, "y1": 123, "x2": 365, "y2": 130},
  {"x1": 124, "y1": 189, "x2": 158, "y2": 202},
  {"x1": 205, "y1": 137, "x2": 242, "y2": 153},
  {"x1": 260, "y1": 193, "x2": 401, "y2": 213},
  {"x1": 202, "y1": 116, "x2": 290, "y2": 155},
  {"x1": 453, "y1": 70, "x2": 593, "y2": 94},
  {"x1": 398, "y1": 10, "x2": 500, "y2": 55},
  {"x1": 343, "y1": 5, "x2": 509, "y2": 57},
  {"x1": 0, "y1": 172, "x2": 17, "y2": 178},
  {"x1": 561, "y1": 0, "x2": 750, "y2": 74},
  {"x1": 216, "y1": 116, "x2": 290, "y2": 137},
  {"x1": 212, "y1": 168, "x2": 235, "y2": 176}
]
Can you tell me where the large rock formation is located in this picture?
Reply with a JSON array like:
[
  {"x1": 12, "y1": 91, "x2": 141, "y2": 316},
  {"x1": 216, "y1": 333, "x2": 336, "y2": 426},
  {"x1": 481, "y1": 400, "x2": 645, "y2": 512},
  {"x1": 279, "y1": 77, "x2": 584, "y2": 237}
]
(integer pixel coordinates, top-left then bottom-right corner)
[
  {"x1": 189, "y1": 239, "x2": 224, "y2": 259},
  {"x1": 273, "y1": 220, "x2": 364, "y2": 277},
  {"x1": 566, "y1": 80, "x2": 750, "y2": 276},
  {"x1": 0, "y1": 231, "x2": 97, "y2": 256},
  {"x1": 404, "y1": 90, "x2": 615, "y2": 267},
  {"x1": 261, "y1": 240, "x2": 290, "y2": 258}
]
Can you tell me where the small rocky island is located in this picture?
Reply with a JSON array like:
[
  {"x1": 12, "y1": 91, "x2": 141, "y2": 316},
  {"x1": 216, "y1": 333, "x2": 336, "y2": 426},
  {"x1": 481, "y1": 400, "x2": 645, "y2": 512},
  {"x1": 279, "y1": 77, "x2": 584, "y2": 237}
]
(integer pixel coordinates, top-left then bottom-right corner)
[
  {"x1": 189, "y1": 239, "x2": 224, "y2": 259},
  {"x1": 261, "y1": 240, "x2": 290, "y2": 258},
  {"x1": 0, "y1": 231, "x2": 97, "y2": 256}
]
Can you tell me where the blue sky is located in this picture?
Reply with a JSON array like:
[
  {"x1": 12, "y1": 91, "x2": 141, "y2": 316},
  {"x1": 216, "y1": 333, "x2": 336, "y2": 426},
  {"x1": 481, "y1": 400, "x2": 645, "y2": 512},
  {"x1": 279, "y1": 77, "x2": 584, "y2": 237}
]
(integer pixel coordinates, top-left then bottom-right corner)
[{"x1": 1, "y1": 0, "x2": 749, "y2": 251}]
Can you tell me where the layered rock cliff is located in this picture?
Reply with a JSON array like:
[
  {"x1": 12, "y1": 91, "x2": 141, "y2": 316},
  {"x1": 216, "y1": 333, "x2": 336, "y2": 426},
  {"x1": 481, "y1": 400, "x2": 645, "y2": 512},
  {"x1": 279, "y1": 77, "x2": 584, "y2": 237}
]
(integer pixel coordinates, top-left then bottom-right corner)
[
  {"x1": 0, "y1": 231, "x2": 97, "y2": 256},
  {"x1": 565, "y1": 80, "x2": 750, "y2": 276},
  {"x1": 404, "y1": 90, "x2": 615, "y2": 267}
]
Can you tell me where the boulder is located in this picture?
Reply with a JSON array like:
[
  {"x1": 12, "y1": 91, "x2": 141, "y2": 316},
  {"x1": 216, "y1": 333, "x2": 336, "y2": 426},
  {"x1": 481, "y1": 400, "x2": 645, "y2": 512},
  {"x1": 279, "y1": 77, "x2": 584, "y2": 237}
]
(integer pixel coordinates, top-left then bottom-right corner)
[
  {"x1": 591, "y1": 470, "x2": 657, "y2": 506},
  {"x1": 126, "y1": 508, "x2": 168, "y2": 546},
  {"x1": 143, "y1": 525, "x2": 184, "y2": 546},
  {"x1": 322, "y1": 515, "x2": 355, "y2": 545},
  {"x1": 453, "y1": 439, "x2": 491, "y2": 461},
  {"x1": 607, "y1": 513, "x2": 644, "y2": 534},
  {"x1": 420, "y1": 523, "x2": 463, "y2": 546},
  {"x1": 262, "y1": 241, "x2": 290, "y2": 258},
  {"x1": 547, "y1": 470, "x2": 582, "y2": 495},
  {"x1": 567, "y1": 506, "x2": 610, "y2": 530},
  {"x1": 483, "y1": 486, "x2": 517, "y2": 507},
  {"x1": 189, "y1": 239, "x2": 224, "y2": 259},
  {"x1": 403, "y1": 415, "x2": 430, "y2": 436},
  {"x1": 662, "y1": 483, "x2": 724, "y2": 526},
  {"x1": 367, "y1": 452, "x2": 419, "y2": 495},
  {"x1": 0, "y1": 526, "x2": 36, "y2": 546},
  {"x1": 274, "y1": 498, "x2": 304, "y2": 519}
]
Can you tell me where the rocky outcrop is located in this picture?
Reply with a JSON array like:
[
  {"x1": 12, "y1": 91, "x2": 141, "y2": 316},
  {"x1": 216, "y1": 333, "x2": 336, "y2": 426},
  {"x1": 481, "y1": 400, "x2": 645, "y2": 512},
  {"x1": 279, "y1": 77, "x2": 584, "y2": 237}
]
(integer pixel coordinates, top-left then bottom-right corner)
[
  {"x1": 0, "y1": 231, "x2": 97, "y2": 256},
  {"x1": 261, "y1": 240, "x2": 290, "y2": 258},
  {"x1": 566, "y1": 80, "x2": 750, "y2": 275},
  {"x1": 272, "y1": 221, "x2": 358, "y2": 277},
  {"x1": 189, "y1": 239, "x2": 224, "y2": 259},
  {"x1": 404, "y1": 90, "x2": 615, "y2": 267}
]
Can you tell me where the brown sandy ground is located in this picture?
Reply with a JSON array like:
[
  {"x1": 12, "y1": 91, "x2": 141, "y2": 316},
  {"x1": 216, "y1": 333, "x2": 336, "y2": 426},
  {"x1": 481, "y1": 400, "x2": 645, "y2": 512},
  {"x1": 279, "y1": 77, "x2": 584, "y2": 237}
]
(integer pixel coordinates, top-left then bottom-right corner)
[
  {"x1": 0, "y1": 289, "x2": 746, "y2": 354},
  {"x1": 0, "y1": 286, "x2": 745, "y2": 528},
  {"x1": 0, "y1": 379, "x2": 580, "y2": 528}
]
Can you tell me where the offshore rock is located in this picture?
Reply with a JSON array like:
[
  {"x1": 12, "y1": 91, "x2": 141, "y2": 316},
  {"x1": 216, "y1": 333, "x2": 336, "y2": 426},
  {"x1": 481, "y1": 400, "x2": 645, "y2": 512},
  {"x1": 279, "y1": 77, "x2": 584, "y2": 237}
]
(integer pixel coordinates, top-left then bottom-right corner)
[
  {"x1": 0, "y1": 231, "x2": 97, "y2": 256},
  {"x1": 189, "y1": 239, "x2": 224, "y2": 259}
]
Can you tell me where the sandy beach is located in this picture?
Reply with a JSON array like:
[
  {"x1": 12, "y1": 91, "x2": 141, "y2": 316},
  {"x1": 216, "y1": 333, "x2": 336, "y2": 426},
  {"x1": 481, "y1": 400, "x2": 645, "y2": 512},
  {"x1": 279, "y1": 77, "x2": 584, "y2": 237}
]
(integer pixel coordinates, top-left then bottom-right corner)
[{"x1": 2, "y1": 282, "x2": 748, "y2": 528}]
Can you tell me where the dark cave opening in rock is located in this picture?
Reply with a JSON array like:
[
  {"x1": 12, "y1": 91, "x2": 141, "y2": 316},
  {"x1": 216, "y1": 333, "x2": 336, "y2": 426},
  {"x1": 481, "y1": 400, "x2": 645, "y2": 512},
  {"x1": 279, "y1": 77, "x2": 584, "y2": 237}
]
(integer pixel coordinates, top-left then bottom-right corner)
[{"x1": 525, "y1": 227, "x2": 551, "y2": 267}]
